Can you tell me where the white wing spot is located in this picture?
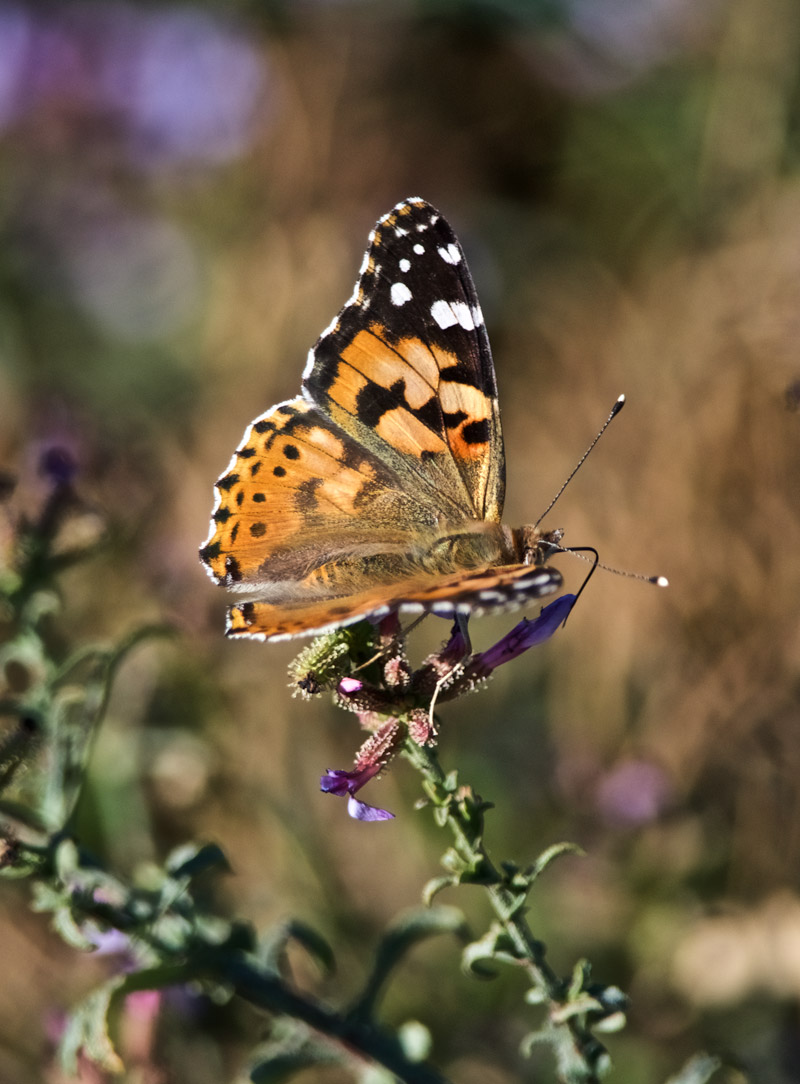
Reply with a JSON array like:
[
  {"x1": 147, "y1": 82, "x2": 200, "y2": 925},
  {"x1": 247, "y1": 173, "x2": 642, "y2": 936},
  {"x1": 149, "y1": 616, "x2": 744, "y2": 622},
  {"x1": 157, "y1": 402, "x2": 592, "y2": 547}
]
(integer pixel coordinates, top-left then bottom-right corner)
[
  {"x1": 431, "y1": 300, "x2": 476, "y2": 330},
  {"x1": 471, "y1": 304, "x2": 484, "y2": 326},
  {"x1": 390, "y1": 282, "x2": 413, "y2": 306},
  {"x1": 438, "y1": 243, "x2": 461, "y2": 265},
  {"x1": 394, "y1": 227, "x2": 408, "y2": 237},
  {"x1": 413, "y1": 243, "x2": 424, "y2": 254},
  {"x1": 430, "y1": 300, "x2": 458, "y2": 329},
  {"x1": 399, "y1": 258, "x2": 411, "y2": 272},
  {"x1": 453, "y1": 302, "x2": 475, "y2": 330}
]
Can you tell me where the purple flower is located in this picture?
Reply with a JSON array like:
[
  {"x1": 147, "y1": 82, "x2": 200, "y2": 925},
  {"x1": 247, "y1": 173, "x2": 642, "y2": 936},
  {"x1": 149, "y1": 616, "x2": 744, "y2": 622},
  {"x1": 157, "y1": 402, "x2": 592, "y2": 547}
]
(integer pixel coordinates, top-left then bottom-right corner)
[
  {"x1": 474, "y1": 594, "x2": 576, "y2": 672},
  {"x1": 320, "y1": 764, "x2": 394, "y2": 822},
  {"x1": 439, "y1": 622, "x2": 470, "y2": 662}
]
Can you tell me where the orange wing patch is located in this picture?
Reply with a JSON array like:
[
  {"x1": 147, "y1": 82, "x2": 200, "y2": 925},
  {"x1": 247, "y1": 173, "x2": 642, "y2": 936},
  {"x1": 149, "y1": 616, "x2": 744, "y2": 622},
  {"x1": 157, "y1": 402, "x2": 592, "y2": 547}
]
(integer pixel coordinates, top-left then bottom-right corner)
[{"x1": 200, "y1": 396, "x2": 445, "y2": 589}]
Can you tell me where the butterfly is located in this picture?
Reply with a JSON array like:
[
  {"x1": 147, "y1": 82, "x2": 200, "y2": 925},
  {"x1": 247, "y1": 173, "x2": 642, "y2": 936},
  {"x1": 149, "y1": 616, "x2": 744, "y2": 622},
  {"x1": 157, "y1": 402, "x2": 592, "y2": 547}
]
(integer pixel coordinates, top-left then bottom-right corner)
[{"x1": 200, "y1": 197, "x2": 563, "y2": 641}]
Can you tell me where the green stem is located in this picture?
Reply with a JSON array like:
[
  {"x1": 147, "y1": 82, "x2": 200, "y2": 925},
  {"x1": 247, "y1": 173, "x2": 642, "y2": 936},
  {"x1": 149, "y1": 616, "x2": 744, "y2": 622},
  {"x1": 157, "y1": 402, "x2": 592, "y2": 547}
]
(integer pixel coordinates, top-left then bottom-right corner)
[
  {"x1": 403, "y1": 740, "x2": 605, "y2": 1084},
  {"x1": 221, "y1": 956, "x2": 451, "y2": 1084}
]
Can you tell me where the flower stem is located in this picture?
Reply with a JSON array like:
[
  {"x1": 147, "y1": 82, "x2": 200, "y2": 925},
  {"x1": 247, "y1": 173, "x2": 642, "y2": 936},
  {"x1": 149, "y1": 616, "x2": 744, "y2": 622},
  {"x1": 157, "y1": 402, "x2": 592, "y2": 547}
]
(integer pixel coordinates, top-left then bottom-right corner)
[{"x1": 403, "y1": 739, "x2": 607, "y2": 1084}]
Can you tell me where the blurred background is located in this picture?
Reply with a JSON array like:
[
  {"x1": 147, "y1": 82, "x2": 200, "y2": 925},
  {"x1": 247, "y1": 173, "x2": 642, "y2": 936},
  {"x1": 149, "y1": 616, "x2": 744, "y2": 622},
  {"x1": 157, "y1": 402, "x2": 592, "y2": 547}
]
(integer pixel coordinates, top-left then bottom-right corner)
[{"x1": 1, "y1": 0, "x2": 800, "y2": 1081}]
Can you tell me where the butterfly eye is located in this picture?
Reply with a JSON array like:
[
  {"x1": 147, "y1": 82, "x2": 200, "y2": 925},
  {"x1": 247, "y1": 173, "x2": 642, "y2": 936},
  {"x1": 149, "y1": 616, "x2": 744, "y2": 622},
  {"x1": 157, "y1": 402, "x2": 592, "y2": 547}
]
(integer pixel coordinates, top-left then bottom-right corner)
[{"x1": 513, "y1": 525, "x2": 563, "y2": 567}]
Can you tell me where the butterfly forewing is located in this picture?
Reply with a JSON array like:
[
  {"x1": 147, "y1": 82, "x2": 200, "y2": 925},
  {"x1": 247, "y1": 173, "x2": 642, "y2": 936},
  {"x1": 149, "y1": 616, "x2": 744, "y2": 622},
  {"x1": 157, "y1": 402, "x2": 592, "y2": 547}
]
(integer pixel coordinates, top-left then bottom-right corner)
[{"x1": 302, "y1": 198, "x2": 505, "y2": 523}]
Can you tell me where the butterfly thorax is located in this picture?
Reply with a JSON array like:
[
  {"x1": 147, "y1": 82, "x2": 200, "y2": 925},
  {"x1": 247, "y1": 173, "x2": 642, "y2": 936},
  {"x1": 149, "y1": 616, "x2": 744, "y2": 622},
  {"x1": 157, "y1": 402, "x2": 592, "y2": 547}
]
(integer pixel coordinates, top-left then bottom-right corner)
[
  {"x1": 237, "y1": 522, "x2": 560, "y2": 608},
  {"x1": 421, "y1": 522, "x2": 562, "y2": 571},
  {"x1": 294, "y1": 521, "x2": 516, "y2": 599}
]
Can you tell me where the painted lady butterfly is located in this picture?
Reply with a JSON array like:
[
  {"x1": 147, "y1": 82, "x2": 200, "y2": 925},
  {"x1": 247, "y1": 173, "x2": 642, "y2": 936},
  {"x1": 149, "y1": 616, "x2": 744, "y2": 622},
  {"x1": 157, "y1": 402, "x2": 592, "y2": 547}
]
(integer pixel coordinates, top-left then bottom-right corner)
[{"x1": 200, "y1": 197, "x2": 563, "y2": 641}]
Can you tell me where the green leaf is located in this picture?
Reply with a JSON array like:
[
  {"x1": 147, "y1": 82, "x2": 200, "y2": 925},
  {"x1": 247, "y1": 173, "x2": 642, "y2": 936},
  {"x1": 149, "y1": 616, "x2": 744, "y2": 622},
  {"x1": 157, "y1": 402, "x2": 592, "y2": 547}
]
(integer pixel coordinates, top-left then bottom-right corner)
[
  {"x1": 54, "y1": 837, "x2": 81, "y2": 881},
  {"x1": 51, "y1": 903, "x2": 97, "y2": 951},
  {"x1": 567, "y1": 958, "x2": 592, "y2": 1000},
  {"x1": 150, "y1": 910, "x2": 193, "y2": 952},
  {"x1": 31, "y1": 880, "x2": 96, "y2": 951},
  {"x1": 258, "y1": 919, "x2": 336, "y2": 978},
  {"x1": 349, "y1": 905, "x2": 469, "y2": 1019},
  {"x1": 595, "y1": 1011, "x2": 627, "y2": 1034},
  {"x1": 522, "y1": 841, "x2": 585, "y2": 886},
  {"x1": 60, "y1": 977, "x2": 126, "y2": 1076},
  {"x1": 462, "y1": 926, "x2": 519, "y2": 978},
  {"x1": 359, "y1": 1068, "x2": 398, "y2": 1084},
  {"x1": 251, "y1": 1050, "x2": 335, "y2": 1083},
  {"x1": 397, "y1": 1019, "x2": 432, "y2": 1062},
  {"x1": 166, "y1": 841, "x2": 230, "y2": 880},
  {"x1": 665, "y1": 1053, "x2": 725, "y2": 1084},
  {"x1": 551, "y1": 995, "x2": 605, "y2": 1024},
  {"x1": 422, "y1": 874, "x2": 457, "y2": 906},
  {"x1": 440, "y1": 847, "x2": 469, "y2": 875},
  {"x1": 520, "y1": 1025, "x2": 557, "y2": 1058}
]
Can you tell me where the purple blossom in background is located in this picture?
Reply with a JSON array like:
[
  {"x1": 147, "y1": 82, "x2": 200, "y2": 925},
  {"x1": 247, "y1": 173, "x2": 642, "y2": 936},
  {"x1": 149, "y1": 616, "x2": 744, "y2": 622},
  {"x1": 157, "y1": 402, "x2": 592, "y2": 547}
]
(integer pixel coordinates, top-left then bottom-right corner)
[
  {"x1": 63, "y1": 208, "x2": 201, "y2": 342},
  {"x1": 596, "y1": 759, "x2": 671, "y2": 826},
  {"x1": 101, "y1": 5, "x2": 268, "y2": 169},
  {"x1": 524, "y1": 0, "x2": 718, "y2": 96},
  {"x1": 0, "y1": 3, "x2": 31, "y2": 129},
  {"x1": 38, "y1": 444, "x2": 77, "y2": 486},
  {"x1": 0, "y1": 2, "x2": 271, "y2": 343},
  {"x1": 0, "y1": 1, "x2": 269, "y2": 168}
]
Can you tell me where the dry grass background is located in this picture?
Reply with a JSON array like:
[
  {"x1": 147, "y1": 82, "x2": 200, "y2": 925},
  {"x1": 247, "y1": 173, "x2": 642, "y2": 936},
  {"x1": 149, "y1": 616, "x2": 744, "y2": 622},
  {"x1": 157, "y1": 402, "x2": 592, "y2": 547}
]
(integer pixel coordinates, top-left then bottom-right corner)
[{"x1": 2, "y1": 1, "x2": 800, "y2": 1081}]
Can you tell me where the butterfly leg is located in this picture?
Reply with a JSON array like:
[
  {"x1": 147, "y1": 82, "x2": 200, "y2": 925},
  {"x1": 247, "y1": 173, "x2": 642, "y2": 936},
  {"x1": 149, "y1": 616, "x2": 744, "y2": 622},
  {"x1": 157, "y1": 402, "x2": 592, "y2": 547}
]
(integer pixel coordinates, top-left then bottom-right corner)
[
  {"x1": 455, "y1": 612, "x2": 472, "y2": 655},
  {"x1": 428, "y1": 614, "x2": 473, "y2": 730}
]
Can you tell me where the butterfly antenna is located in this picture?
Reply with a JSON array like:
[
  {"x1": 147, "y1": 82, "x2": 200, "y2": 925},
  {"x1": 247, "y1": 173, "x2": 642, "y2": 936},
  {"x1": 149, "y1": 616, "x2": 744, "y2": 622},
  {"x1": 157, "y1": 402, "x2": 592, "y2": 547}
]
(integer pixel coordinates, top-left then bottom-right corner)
[
  {"x1": 534, "y1": 395, "x2": 626, "y2": 530},
  {"x1": 554, "y1": 543, "x2": 668, "y2": 589},
  {"x1": 552, "y1": 545, "x2": 667, "y2": 629}
]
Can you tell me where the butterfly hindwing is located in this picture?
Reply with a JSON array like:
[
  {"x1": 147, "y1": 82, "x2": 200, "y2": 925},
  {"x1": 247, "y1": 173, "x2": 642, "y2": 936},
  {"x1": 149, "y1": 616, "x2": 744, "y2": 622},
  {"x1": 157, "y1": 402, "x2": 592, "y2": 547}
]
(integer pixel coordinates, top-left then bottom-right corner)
[
  {"x1": 226, "y1": 563, "x2": 562, "y2": 642},
  {"x1": 200, "y1": 396, "x2": 446, "y2": 592}
]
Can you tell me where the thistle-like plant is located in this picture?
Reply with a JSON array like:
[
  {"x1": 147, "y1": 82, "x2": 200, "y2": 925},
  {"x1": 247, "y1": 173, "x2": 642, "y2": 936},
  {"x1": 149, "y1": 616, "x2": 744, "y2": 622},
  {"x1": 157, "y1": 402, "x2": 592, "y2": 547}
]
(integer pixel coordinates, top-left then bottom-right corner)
[{"x1": 0, "y1": 452, "x2": 720, "y2": 1084}]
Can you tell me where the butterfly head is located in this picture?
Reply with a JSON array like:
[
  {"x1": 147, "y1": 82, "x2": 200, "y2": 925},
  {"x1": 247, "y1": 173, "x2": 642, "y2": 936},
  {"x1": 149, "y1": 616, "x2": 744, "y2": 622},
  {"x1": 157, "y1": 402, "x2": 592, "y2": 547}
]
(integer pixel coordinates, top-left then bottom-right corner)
[{"x1": 514, "y1": 525, "x2": 565, "y2": 567}]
